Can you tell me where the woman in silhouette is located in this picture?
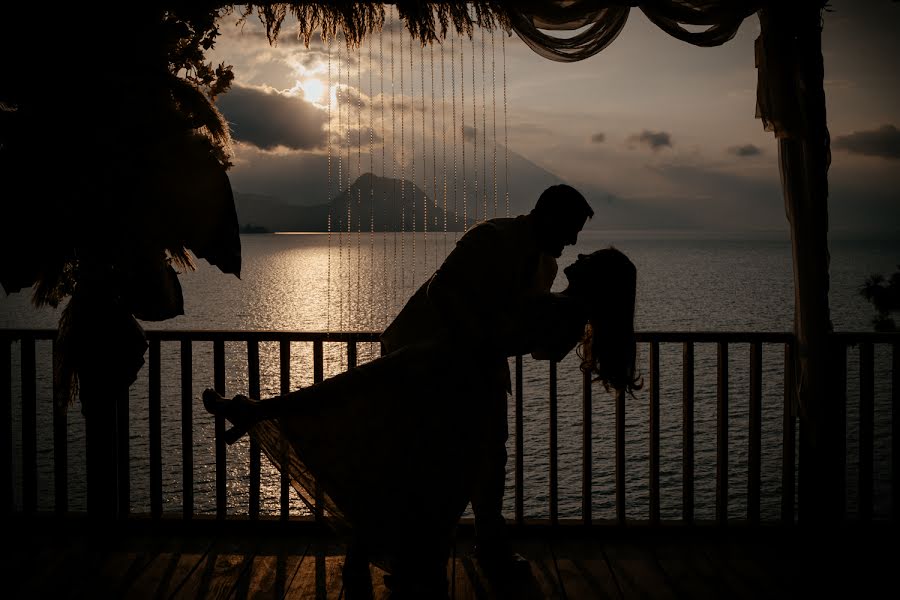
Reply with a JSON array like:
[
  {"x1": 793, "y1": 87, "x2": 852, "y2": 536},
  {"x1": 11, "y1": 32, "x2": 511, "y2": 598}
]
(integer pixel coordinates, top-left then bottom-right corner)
[{"x1": 203, "y1": 247, "x2": 642, "y2": 598}]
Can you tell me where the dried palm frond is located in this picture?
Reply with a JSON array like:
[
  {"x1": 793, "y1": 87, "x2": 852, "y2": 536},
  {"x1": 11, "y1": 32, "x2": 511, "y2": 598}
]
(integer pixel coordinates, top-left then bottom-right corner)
[
  {"x1": 242, "y1": 1, "x2": 512, "y2": 48},
  {"x1": 168, "y1": 74, "x2": 233, "y2": 165}
]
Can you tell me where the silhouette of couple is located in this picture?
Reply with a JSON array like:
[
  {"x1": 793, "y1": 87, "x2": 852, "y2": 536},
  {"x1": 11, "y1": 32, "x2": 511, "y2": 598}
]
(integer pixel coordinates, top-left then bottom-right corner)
[{"x1": 203, "y1": 184, "x2": 641, "y2": 598}]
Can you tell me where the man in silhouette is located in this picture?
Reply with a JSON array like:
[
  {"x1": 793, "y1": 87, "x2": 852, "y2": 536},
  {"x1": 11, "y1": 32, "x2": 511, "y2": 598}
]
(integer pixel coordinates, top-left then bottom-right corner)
[{"x1": 381, "y1": 184, "x2": 594, "y2": 578}]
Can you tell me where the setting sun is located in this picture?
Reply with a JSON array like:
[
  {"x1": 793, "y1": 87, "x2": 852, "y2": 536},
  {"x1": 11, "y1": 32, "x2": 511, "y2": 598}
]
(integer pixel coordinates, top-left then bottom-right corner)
[{"x1": 297, "y1": 77, "x2": 325, "y2": 104}]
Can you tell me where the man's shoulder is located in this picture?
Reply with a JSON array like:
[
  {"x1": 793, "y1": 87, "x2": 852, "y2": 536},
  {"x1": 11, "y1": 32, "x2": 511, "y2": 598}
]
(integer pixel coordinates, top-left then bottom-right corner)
[
  {"x1": 452, "y1": 214, "x2": 536, "y2": 258},
  {"x1": 466, "y1": 215, "x2": 529, "y2": 237}
]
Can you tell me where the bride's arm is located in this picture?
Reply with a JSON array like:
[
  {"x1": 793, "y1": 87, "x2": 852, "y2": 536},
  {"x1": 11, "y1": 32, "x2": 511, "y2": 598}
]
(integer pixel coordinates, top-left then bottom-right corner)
[{"x1": 490, "y1": 293, "x2": 587, "y2": 361}]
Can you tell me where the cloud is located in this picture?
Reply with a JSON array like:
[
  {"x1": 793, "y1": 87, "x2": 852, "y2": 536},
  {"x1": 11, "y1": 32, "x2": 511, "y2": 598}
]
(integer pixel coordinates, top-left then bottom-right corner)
[
  {"x1": 833, "y1": 124, "x2": 900, "y2": 160},
  {"x1": 591, "y1": 133, "x2": 606, "y2": 143},
  {"x1": 332, "y1": 127, "x2": 384, "y2": 148},
  {"x1": 728, "y1": 144, "x2": 763, "y2": 157},
  {"x1": 338, "y1": 86, "x2": 369, "y2": 109},
  {"x1": 216, "y1": 84, "x2": 328, "y2": 151},
  {"x1": 628, "y1": 130, "x2": 673, "y2": 151}
]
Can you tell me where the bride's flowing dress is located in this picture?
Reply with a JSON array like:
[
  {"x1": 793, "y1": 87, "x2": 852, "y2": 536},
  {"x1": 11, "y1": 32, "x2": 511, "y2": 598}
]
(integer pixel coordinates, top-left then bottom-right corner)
[
  {"x1": 245, "y1": 339, "x2": 495, "y2": 567},
  {"x1": 209, "y1": 291, "x2": 586, "y2": 579}
]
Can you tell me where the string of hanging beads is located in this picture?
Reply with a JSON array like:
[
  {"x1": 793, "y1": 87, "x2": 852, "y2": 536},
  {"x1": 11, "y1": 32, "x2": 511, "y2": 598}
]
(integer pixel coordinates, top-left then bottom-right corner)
[{"x1": 315, "y1": 13, "x2": 510, "y2": 331}]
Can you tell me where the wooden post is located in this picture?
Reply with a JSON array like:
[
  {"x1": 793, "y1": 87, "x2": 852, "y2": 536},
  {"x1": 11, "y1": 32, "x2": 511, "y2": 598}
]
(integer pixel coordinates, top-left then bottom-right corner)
[
  {"x1": 757, "y1": 2, "x2": 838, "y2": 524},
  {"x1": 81, "y1": 372, "x2": 124, "y2": 520},
  {"x1": 60, "y1": 271, "x2": 148, "y2": 523}
]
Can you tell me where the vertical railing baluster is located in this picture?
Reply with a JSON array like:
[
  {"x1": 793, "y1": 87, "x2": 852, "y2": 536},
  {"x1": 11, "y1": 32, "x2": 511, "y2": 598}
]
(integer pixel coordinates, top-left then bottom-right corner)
[
  {"x1": 835, "y1": 341, "x2": 847, "y2": 519},
  {"x1": 314, "y1": 339, "x2": 324, "y2": 523},
  {"x1": 683, "y1": 341, "x2": 694, "y2": 525},
  {"x1": 782, "y1": 341, "x2": 796, "y2": 524},
  {"x1": 347, "y1": 336, "x2": 357, "y2": 369},
  {"x1": 149, "y1": 338, "x2": 161, "y2": 520},
  {"x1": 515, "y1": 355, "x2": 524, "y2": 526},
  {"x1": 116, "y1": 380, "x2": 130, "y2": 518},
  {"x1": 181, "y1": 339, "x2": 194, "y2": 520},
  {"x1": 214, "y1": 340, "x2": 226, "y2": 519},
  {"x1": 859, "y1": 341, "x2": 874, "y2": 522},
  {"x1": 248, "y1": 339, "x2": 261, "y2": 520},
  {"x1": 749, "y1": 342, "x2": 762, "y2": 524},
  {"x1": 716, "y1": 341, "x2": 728, "y2": 526},
  {"x1": 616, "y1": 387, "x2": 626, "y2": 526},
  {"x1": 52, "y1": 339, "x2": 68, "y2": 516},
  {"x1": 279, "y1": 339, "x2": 291, "y2": 521},
  {"x1": 549, "y1": 360, "x2": 558, "y2": 526},
  {"x1": 582, "y1": 369, "x2": 592, "y2": 526},
  {"x1": 893, "y1": 342, "x2": 899, "y2": 524},
  {"x1": 649, "y1": 341, "x2": 660, "y2": 525},
  {"x1": 22, "y1": 336, "x2": 36, "y2": 515},
  {"x1": 314, "y1": 340, "x2": 324, "y2": 384},
  {"x1": 0, "y1": 337, "x2": 10, "y2": 514}
]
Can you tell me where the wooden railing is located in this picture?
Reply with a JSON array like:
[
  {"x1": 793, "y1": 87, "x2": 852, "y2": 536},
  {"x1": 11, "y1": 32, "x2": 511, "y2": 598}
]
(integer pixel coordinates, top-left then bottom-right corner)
[{"x1": 2, "y1": 328, "x2": 896, "y2": 526}]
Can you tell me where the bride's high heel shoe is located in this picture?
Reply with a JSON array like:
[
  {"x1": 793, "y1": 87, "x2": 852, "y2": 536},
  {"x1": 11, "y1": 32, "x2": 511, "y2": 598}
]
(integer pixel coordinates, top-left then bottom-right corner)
[{"x1": 202, "y1": 389, "x2": 258, "y2": 445}]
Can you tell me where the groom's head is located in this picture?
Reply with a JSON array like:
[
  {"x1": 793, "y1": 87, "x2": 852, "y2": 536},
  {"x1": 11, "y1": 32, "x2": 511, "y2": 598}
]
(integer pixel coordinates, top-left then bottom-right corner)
[{"x1": 531, "y1": 184, "x2": 593, "y2": 258}]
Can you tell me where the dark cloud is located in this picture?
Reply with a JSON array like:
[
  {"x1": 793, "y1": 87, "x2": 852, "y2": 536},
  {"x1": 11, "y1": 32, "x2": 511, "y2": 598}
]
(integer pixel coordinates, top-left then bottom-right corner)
[
  {"x1": 216, "y1": 84, "x2": 328, "y2": 151},
  {"x1": 728, "y1": 144, "x2": 763, "y2": 157},
  {"x1": 833, "y1": 124, "x2": 900, "y2": 160},
  {"x1": 591, "y1": 133, "x2": 606, "y2": 143},
  {"x1": 463, "y1": 125, "x2": 476, "y2": 141},
  {"x1": 629, "y1": 130, "x2": 672, "y2": 151}
]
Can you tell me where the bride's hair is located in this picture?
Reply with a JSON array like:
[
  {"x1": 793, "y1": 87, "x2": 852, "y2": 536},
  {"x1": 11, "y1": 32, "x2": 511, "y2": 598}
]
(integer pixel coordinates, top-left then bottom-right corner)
[{"x1": 574, "y1": 247, "x2": 643, "y2": 396}]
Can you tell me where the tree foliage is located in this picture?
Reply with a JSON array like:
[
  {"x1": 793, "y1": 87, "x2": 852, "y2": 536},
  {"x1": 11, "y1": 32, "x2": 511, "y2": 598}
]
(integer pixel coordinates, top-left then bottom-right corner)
[
  {"x1": 860, "y1": 266, "x2": 900, "y2": 331},
  {"x1": 0, "y1": 5, "x2": 241, "y2": 405},
  {"x1": 0, "y1": 6, "x2": 239, "y2": 308}
]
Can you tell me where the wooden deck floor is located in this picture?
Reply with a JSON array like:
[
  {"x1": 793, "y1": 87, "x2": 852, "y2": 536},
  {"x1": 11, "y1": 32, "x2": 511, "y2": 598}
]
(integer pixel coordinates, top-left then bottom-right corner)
[{"x1": 6, "y1": 520, "x2": 896, "y2": 599}]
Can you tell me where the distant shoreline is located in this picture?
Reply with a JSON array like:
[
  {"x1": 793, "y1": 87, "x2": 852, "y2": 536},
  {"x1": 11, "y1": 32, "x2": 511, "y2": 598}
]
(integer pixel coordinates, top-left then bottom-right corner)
[{"x1": 250, "y1": 228, "x2": 898, "y2": 242}]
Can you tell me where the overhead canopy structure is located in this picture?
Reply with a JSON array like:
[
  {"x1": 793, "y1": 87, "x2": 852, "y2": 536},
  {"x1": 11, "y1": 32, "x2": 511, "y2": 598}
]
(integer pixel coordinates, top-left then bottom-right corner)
[
  {"x1": 0, "y1": 0, "x2": 837, "y2": 520},
  {"x1": 247, "y1": 0, "x2": 835, "y2": 516}
]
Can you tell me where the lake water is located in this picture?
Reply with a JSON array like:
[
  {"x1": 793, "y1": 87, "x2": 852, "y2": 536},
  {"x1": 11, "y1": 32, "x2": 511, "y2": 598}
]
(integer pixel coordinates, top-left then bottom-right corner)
[{"x1": 2, "y1": 229, "x2": 897, "y2": 521}]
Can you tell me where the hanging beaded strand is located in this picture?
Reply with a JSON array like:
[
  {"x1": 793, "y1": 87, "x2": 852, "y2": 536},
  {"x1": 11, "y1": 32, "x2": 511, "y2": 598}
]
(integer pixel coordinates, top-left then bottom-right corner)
[
  {"x1": 471, "y1": 29, "x2": 477, "y2": 223},
  {"x1": 430, "y1": 42, "x2": 437, "y2": 271},
  {"x1": 399, "y1": 23, "x2": 406, "y2": 297},
  {"x1": 492, "y1": 26, "x2": 498, "y2": 218},
  {"x1": 379, "y1": 15, "x2": 388, "y2": 327},
  {"x1": 420, "y1": 41, "x2": 427, "y2": 276},
  {"x1": 481, "y1": 26, "x2": 487, "y2": 222},
  {"x1": 326, "y1": 33, "x2": 332, "y2": 334},
  {"x1": 409, "y1": 36, "x2": 416, "y2": 286},
  {"x1": 368, "y1": 33, "x2": 375, "y2": 332},
  {"x1": 336, "y1": 33, "x2": 344, "y2": 332},
  {"x1": 440, "y1": 37, "x2": 448, "y2": 259},
  {"x1": 356, "y1": 41, "x2": 362, "y2": 329},
  {"x1": 451, "y1": 34, "x2": 459, "y2": 239},
  {"x1": 391, "y1": 9, "x2": 401, "y2": 309},
  {"x1": 503, "y1": 29, "x2": 509, "y2": 217},
  {"x1": 460, "y1": 31, "x2": 467, "y2": 233},
  {"x1": 346, "y1": 32, "x2": 352, "y2": 334}
]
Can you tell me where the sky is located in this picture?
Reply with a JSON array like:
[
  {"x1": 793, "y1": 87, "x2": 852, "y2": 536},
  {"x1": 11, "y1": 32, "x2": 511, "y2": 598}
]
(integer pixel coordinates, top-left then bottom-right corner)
[{"x1": 206, "y1": 1, "x2": 900, "y2": 235}]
